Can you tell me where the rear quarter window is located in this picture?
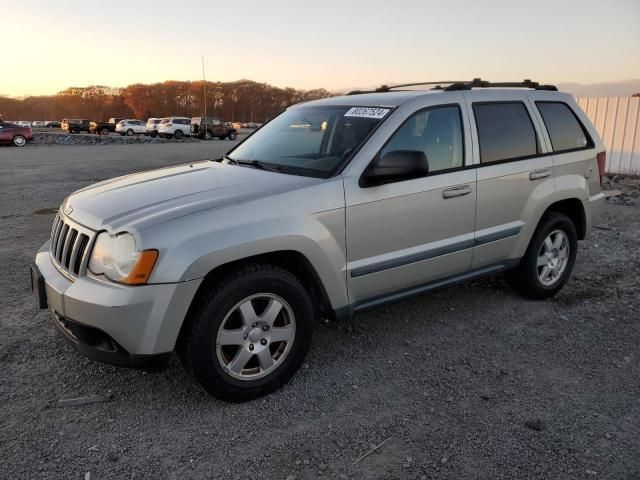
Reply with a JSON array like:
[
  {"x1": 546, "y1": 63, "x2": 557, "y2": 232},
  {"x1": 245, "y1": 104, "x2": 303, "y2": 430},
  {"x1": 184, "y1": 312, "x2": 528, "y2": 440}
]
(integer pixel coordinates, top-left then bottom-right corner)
[
  {"x1": 473, "y1": 102, "x2": 539, "y2": 163},
  {"x1": 536, "y1": 102, "x2": 593, "y2": 152}
]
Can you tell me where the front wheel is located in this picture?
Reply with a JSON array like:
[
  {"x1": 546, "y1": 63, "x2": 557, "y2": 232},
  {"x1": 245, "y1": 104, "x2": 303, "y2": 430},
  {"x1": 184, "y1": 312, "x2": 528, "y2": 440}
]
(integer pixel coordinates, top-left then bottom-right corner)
[
  {"x1": 204, "y1": 130, "x2": 213, "y2": 140},
  {"x1": 100, "y1": 127, "x2": 110, "y2": 136},
  {"x1": 126, "y1": 129, "x2": 134, "y2": 136},
  {"x1": 12, "y1": 135, "x2": 26, "y2": 147},
  {"x1": 179, "y1": 264, "x2": 314, "y2": 402},
  {"x1": 174, "y1": 130, "x2": 184, "y2": 139},
  {"x1": 228, "y1": 131, "x2": 237, "y2": 140},
  {"x1": 506, "y1": 212, "x2": 577, "y2": 299}
]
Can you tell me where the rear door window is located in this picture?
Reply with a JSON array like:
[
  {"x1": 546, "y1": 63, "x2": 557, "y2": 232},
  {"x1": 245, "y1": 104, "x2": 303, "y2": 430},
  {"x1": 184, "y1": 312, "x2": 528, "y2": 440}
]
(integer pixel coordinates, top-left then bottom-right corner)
[
  {"x1": 473, "y1": 102, "x2": 539, "y2": 163},
  {"x1": 536, "y1": 102, "x2": 592, "y2": 152}
]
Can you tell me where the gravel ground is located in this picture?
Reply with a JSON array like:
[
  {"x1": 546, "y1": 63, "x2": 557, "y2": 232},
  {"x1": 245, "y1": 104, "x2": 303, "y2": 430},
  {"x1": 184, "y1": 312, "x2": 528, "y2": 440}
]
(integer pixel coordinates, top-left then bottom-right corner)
[{"x1": 1, "y1": 144, "x2": 639, "y2": 480}]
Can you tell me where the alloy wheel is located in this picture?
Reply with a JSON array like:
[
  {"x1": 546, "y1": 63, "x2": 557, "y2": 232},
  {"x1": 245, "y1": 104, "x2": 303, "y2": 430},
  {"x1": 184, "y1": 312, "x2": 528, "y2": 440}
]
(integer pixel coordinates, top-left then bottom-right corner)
[
  {"x1": 537, "y1": 229, "x2": 570, "y2": 286},
  {"x1": 215, "y1": 293, "x2": 296, "y2": 381}
]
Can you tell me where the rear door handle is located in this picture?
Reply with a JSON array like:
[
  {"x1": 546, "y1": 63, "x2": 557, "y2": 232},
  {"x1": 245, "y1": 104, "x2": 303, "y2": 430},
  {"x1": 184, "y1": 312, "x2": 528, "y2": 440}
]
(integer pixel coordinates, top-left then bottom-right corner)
[
  {"x1": 443, "y1": 185, "x2": 472, "y2": 199},
  {"x1": 529, "y1": 169, "x2": 551, "y2": 181}
]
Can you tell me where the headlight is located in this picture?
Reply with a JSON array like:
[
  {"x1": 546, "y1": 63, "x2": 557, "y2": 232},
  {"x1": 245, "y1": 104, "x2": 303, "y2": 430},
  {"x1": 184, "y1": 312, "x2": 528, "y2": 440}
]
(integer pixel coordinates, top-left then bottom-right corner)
[{"x1": 88, "y1": 232, "x2": 158, "y2": 285}]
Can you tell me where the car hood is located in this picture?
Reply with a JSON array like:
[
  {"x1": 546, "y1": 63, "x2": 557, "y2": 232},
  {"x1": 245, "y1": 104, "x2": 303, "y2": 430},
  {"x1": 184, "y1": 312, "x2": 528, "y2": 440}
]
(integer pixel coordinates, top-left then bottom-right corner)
[{"x1": 63, "y1": 161, "x2": 322, "y2": 232}]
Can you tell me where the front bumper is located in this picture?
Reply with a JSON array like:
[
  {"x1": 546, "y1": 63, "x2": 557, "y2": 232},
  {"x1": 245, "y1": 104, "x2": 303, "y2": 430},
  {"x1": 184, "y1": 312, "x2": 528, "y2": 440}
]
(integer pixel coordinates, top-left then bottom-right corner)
[{"x1": 34, "y1": 241, "x2": 202, "y2": 367}]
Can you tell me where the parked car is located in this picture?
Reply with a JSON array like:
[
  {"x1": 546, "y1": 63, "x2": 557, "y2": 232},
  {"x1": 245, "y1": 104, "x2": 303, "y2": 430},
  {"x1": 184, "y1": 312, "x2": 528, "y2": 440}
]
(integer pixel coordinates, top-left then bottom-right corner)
[
  {"x1": 61, "y1": 119, "x2": 91, "y2": 134},
  {"x1": 90, "y1": 117, "x2": 123, "y2": 135},
  {"x1": 0, "y1": 120, "x2": 33, "y2": 147},
  {"x1": 45, "y1": 121, "x2": 61, "y2": 128},
  {"x1": 31, "y1": 79, "x2": 605, "y2": 402},
  {"x1": 190, "y1": 117, "x2": 238, "y2": 140},
  {"x1": 31, "y1": 121, "x2": 47, "y2": 128},
  {"x1": 115, "y1": 119, "x2": 147, "y2": 136},
  {"x1": 157, "y1": 117, "x2": 191, "y2": 139},
  {"x1": 145, "y1": 118, "x2": 162, "y2": 137},
  {"x1": 16, "y1": 120, "x2": 32, "y2": 128},
  {"x1": 232, "y1": 122, "x2": 242, "y2": 130}
]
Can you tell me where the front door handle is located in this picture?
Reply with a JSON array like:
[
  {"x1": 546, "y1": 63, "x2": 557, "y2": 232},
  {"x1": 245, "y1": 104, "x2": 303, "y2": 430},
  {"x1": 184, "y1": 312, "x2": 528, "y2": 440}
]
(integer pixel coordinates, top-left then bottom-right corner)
[
  {"x1": 529, "y1": 169, "x2": 551, "y2": 181},
  {"x1": 443, "y1": 185, "x2": 472, "y2": 199}
]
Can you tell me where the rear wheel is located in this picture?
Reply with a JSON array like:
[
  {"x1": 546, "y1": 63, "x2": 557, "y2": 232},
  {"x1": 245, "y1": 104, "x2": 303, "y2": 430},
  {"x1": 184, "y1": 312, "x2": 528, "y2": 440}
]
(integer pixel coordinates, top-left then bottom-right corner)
[
  {"x1": 12, "y1": 135, "x2": 26, "y2": 147},
  {"x1": 100, "y1": 127, "x2": 110, "y2": 136},
  {"x1": 174, "y1": 130, "x2": 184, "y2": 139},
  {"x1": 179, "y1": 264, "x2": 314, "y2": 402},
  {"x1": 73, "y1": 127, "x2": 80, "y2": 134},
  {"x1": 126, "y1": 129, "x2": 134, "y2": 136},
  {"x1": 228, "y1": 131, "x2": 237, "y2": 140},
  {"x1": 204, "y1": 130, "x2": 213, "y2": 140},
  {"x1": 506, "y1": 212, "x2": 577, "y2": 299}
]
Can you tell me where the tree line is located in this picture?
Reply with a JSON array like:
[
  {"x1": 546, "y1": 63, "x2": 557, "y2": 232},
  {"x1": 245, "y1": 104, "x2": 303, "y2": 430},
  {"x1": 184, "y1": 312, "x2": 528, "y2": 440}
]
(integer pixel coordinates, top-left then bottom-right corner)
[{"x1": 0, "y1": 80, "x2": 332, "y2": 122}]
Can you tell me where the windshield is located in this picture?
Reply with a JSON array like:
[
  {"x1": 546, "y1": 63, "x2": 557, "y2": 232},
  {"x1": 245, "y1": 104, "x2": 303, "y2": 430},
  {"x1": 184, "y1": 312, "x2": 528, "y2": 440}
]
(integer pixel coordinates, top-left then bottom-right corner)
[{"x1": 227, "y1": 105, "x2": 390, "y2": 177}]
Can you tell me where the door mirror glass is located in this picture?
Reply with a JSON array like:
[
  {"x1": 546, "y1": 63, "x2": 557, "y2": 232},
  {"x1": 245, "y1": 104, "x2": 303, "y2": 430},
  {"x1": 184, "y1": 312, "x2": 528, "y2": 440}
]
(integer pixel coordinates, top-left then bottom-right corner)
[{"x1": 360, "y1": 150, "x2": 429, "y2": 187}]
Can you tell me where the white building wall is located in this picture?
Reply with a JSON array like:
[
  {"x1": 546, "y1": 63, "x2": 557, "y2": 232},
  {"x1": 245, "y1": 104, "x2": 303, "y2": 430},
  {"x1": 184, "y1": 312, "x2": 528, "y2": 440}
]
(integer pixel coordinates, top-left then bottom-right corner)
[{"x1": 577, "y1": 97, "x2": 640, "y2": 175}]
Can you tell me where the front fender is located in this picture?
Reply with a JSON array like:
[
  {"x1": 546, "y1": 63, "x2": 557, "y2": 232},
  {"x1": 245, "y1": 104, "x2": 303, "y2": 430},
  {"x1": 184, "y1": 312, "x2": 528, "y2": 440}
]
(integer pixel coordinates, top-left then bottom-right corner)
[{"x1": 144, "y1": 206, "x2": 349, "y2": 310}]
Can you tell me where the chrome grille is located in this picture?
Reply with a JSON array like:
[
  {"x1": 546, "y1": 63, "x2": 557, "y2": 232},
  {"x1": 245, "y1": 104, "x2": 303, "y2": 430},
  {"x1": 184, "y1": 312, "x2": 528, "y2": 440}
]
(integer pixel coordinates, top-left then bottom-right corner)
[{"x1": 50, "y1": 213, "x2": 95, "y2": 277}]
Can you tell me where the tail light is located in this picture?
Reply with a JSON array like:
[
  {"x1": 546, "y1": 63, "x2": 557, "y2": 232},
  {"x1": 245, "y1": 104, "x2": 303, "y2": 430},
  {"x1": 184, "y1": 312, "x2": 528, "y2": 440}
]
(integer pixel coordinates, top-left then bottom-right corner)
[{"x1": 596, "y1": 151, "x2": 606, "y2": 182}]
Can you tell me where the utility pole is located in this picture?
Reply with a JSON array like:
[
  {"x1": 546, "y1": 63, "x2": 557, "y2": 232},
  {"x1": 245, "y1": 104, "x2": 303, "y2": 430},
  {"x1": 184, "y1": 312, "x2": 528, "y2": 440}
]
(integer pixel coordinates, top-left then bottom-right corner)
[{"x1": 202, "y1": 56, "x2": 207, "y2": 120}]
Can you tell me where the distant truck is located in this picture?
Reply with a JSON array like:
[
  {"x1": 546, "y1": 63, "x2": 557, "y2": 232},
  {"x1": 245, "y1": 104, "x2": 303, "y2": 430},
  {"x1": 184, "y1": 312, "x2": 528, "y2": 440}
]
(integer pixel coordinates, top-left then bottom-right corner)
[
  {"x1": 61, "y1": 119, "x2": 91, "y2": 134},
  {"x1": 89, "y1": 117, "x2": 123, "y2": 135}
]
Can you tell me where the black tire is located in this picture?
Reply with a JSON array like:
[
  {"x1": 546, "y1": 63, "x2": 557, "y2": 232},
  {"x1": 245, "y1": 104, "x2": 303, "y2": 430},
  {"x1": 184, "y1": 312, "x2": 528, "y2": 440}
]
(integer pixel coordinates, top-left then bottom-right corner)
[
  {"x1": 506, "y1": 212, "x2": 577, "y2": 300},
  {"x1": 179, "y1": 263, "x2": 314, "y2": 402},
  {"x1": 204, "y1": 130, "x2": 213, "y2": 140},
  {"x1": 73, "y1": 127, "x2": 80, "y2": 134},
  {"x1": 228, "y1": 131, "x2": 237, "y2": 140},
  {"x1": 174, "y1": 130, "x2": 184, "y2": 139},
  {"x1": 100, "y1": 127, "x2": 110, "y2": 136},
  {"x1": 126, "y1": 129, "x2": 134, "y2": 136},
  {"x1": 12, "y1": 135, "x2": 26, "y2": 147},
  {"x1": 150, "y1": 132, "x2": 157, "y2": 138}
]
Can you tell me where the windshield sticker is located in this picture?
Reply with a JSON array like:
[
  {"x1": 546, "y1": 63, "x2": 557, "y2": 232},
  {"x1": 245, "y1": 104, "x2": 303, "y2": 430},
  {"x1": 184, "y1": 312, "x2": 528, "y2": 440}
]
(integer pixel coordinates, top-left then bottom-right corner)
[{"x1": 344, "y1": 107, "x2": 390, "y2": 119}]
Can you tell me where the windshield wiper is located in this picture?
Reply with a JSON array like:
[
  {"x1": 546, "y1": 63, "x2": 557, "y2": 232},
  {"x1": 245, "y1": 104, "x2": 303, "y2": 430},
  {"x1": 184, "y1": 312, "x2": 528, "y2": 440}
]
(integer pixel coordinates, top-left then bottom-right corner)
[
  {"x1": 235, "y1": 159, "x2": 282, "y2": 172},
  {"x1": 218, "y1": 156, "x2": 282, "y2": 172}
]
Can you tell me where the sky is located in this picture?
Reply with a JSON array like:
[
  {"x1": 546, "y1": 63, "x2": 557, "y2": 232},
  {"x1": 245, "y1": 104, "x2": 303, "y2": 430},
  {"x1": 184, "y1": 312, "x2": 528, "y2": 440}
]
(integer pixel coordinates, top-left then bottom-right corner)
[{"x1": 1, "y1": 0, "x2": 639, "y2": 97}]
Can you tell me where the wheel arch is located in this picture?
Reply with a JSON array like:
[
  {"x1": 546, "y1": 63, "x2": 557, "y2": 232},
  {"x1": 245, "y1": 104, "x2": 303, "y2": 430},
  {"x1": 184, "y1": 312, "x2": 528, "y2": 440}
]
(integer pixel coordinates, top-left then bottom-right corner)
[
  {"x1": 175, "y1": 249, "x2": 335, "y2": 350},
  {"x1": 542, "y1": 197, "x2": 587, "y2": 239}
]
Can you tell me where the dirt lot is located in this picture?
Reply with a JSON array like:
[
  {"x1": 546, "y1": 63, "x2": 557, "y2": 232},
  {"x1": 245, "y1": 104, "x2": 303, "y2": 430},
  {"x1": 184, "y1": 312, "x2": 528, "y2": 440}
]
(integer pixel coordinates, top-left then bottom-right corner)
[{"x1": 1, "y1": 143, "x2": 639, "y2": 480}]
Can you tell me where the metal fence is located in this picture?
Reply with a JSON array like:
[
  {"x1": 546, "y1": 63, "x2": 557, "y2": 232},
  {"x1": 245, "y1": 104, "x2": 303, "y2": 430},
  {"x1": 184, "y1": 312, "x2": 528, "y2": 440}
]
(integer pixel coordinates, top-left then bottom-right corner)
[{"x1": 577, "y1": 97, "x2": 640, "y2": 175}]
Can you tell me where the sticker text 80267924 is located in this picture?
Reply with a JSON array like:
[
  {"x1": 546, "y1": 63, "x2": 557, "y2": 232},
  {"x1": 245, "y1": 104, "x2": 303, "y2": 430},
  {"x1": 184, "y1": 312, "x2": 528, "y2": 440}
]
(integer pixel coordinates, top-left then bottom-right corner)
[{"x1": 344, "y1": 107, "x2": 390, "y2": 119}]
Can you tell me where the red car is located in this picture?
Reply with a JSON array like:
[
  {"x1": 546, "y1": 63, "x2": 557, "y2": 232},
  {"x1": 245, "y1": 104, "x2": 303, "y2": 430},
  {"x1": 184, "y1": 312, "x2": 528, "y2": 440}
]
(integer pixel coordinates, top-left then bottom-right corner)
[{"x1": 0, "y1": 121, "x2": 33, "y2": 147}]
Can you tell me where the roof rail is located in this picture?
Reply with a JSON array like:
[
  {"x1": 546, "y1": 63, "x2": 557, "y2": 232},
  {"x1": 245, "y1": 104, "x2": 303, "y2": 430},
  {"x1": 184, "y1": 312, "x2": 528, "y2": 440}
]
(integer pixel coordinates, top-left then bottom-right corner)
[
  {"x1": 347, "y1": 81, "x2": 468, "y2": 95},
  {"x1": 443, "y1": 78, "x2": 557, "y2": 91},
  {"x1": 347, "y1": 78, "x2": 557, "y2": 95}
]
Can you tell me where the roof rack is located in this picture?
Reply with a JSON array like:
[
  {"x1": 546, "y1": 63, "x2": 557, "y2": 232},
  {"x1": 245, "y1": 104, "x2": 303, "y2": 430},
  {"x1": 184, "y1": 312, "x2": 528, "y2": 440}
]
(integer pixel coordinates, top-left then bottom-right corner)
[
  {"x1": 443, "y1": 78, "x2": 557, "y2": 91},
  {"x1": 347, "y1": 81, "x2": 467, "y2": 95},
  {"x1": 347, "y1": 78, "x2": 557, "y2": 95}
]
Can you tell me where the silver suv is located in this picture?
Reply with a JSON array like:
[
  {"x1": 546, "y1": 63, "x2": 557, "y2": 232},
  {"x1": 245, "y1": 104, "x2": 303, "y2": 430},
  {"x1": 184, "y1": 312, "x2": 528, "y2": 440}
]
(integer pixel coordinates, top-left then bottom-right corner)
[{"x1": 32, "y1": 79, "x2": 605, "y2": 402}]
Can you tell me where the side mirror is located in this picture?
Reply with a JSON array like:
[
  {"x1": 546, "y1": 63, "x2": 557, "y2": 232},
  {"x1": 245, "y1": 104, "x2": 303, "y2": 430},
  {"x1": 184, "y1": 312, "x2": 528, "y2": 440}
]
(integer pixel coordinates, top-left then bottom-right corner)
[{"x1": 360, "y1": 150, "x2": 429, "y2": 187}]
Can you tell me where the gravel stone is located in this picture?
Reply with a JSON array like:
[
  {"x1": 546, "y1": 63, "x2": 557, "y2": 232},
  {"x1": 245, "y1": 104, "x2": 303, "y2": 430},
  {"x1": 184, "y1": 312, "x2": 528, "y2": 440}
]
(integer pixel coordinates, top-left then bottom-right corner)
[{"x1": 525, "y1": 419, "x2": 544, "y2": 431}]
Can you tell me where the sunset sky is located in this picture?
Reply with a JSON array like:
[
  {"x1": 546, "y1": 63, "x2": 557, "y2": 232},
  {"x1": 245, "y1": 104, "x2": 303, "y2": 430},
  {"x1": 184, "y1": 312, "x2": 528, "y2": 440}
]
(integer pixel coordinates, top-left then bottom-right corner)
[{"x1": 2, "y1": 0, "x2": 639, "y2": 97}]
